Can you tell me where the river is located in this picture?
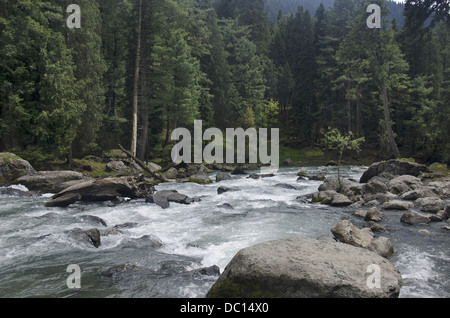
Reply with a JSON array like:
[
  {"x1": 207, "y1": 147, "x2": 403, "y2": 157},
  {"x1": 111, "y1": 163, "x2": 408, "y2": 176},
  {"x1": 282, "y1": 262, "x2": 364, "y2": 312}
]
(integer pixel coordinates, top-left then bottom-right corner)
[{"x1": 0, "y1": 166, "x2": 448, "y2": 298}]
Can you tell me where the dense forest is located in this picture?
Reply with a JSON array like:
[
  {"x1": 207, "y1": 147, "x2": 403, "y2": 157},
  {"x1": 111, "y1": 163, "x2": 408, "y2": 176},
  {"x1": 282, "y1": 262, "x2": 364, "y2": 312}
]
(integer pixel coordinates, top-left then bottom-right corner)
[{"x1": 0, "y1": 0, "x2": 449, "y2": 168}]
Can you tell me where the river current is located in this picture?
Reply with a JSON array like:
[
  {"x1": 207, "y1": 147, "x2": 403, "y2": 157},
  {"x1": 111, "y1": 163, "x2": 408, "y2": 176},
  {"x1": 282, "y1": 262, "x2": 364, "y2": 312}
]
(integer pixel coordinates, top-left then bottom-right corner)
[{"x1": 0, "y1": 166, "x2": 448, "y2": 298}]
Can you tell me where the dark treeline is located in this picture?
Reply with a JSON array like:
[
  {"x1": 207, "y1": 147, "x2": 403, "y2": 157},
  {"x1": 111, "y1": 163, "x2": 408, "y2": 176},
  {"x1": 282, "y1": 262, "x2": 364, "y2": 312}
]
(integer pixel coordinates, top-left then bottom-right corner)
[{"x1": 0, "y1": 0, "x2": 449, "y2": 168}]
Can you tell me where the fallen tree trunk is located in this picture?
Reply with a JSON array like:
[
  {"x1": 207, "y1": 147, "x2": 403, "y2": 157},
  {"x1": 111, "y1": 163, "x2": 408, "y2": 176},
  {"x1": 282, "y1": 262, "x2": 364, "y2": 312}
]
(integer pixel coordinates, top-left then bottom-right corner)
[{"x1": 118, "y1": 144, "x2": 166, "y2": 182}]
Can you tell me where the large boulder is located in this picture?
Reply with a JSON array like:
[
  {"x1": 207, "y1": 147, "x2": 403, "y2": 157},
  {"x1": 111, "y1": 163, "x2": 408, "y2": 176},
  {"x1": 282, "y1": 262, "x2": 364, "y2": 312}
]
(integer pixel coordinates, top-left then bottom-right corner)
[
  {"x1": 0, "y1": 153, "x2": 35, "y2": 185},
  {"x1": 206, "y1": 236, "x2": 402, "y2": 298},
  {"x1": 360, "y1": 160, "x2": 429, "y2": 183},
  {"x1": 106, "y1": 160, "x2": 129, "y2": 173},
  {"x1": 15, "y1": 171, "x2": 86, "y2": 193},
  {"x1": 188, "y1": 171, "x2": 213, "y2": 184},
  {"x1": 45, "y1": 175, "x2": 154, "y2": 207}
]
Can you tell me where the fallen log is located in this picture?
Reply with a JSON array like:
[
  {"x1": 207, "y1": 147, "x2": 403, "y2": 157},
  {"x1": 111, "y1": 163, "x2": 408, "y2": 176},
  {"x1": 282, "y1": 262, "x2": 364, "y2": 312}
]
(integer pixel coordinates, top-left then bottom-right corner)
[{"x1": 118, "y1": 144, "x2": 166, "y2": 182}]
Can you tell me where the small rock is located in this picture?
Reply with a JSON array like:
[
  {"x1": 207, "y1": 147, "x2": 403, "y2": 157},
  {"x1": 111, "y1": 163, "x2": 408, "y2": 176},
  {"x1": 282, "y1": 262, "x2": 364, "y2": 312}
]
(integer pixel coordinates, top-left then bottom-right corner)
[
  {"x1": 217, "y1": 186, "x2": 240, "y2": 195},
  {"x1": 364, "y1": 207, "x2": 384, "y2": 222},
  {"x1": 216, "y1": 172, "x2": 233, "y2": 182},
  {"x1": 414, "y1": 197, "x2": 445, "y2": 213}
]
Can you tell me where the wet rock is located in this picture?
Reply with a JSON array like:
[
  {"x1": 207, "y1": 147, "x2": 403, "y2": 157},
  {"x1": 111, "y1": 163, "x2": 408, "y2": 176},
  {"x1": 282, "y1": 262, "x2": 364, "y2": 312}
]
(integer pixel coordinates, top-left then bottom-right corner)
[
  {"x1": 102, "y1": 264, "x2": 146, "y2": 278},
  {"x1": 184, "y1": 265, "x2": 221, "y2": 278},
  {"x1": 400, "y1": 211, "x2": 431, "y2": 225},
  {"x1": 216, "y1": 172, "x2": 233, "y2": 182},
  {"x1": 382, "y1": 200, "x2": 413, "y2": 211},
  {"x1": 45, "y1": 193, "x2": 82, "y2": 208},
  {"x1": 217, "y1": 186, "x2": 240, "y2": 195},
  {"x1": 217, "y1": 203, "x2": 234, "y2": 209},
  {"x1": 207, "y1": 236, "x2": 402, "y2": 298},
  {"x1": 248, "y1": 173, "x2": 274, "y2": 179},
  {"x1": 274, "y1": 183, "x2": 298, "y2": 190},
  {"x1": 362, "y1": 180, "x2": 389, "y2": 202},
  {"x1": 146, "y1": 190, "x2": 190, "y2": 209},
  {"x1": 360, "y1": 159, "x2": 429, "y2": 183},
  {"x1": 0, "y1": 187, "x2": 37, "y2": 197},
  {"x1": 364, "y1": 207, "x2": 384, "y2": 222},
  {"x1": 78, "y1": 215, "x2": 107, "y2": 227},
  {"x1": 364, "y1": 221, "x2": 387, "y2": 233},
  {"x1": 231, "y1": 168, "x2": 246, "y2": 175},
  {"x1": 113, "y1": 222, "x2": 138, "y2": 229},
  {"x1": 68, "y1": 228, "x2": 101, "y2": 248}
]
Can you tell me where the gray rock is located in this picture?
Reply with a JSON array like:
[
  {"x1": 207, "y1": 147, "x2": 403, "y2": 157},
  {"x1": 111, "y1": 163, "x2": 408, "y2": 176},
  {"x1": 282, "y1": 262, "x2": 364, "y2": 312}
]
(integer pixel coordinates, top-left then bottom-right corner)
[
  {"x1": 188, "y1": 171, "x2": 213, "y2": 184},
  {"x1": 414, "y1": 197, "x2": 445, "y2": 213},
  {"x1": 401, "y1": 188, "x2": 439, "y2": 200},
  {"x1": 106, "y1": 160, "x2": 129, "y2": 172},
  {"x1": 382, "y1": 200, "x2": 413, "y2": 211},
  {"x1": 360, "y1": 159, "x2": 429, "y2": 183},
  {"x1": 400, "y1": 211, "x2": 431, "y2": 225},
  {"x1": 0, "y1": 153, "x2": 35, "y2": 185},
  {"x1": 216, "y1": 172, "x2": 233, "y2": 182},
  {"x1": 147, "y1": 190, "x2": 190, "y2": 209},
  {"x1": 331, "y1": 220, "x2": 393, "y2": 258},
  {"x1": 364, "y1": 221, "x2": 387, "y2": 233},
  {"x1": 388, "y1": 175, "x2": 423, "y2": 195},
  {"x1": 364, "y1": 207, "x2": 384, "y2": 222},
  {"x1": 362, "y1": 180, "x2": 389, "y2": 202},
  {"x1": 217, "y1": 186, "x2": 240, "y2": 195},
  {"x1": 206, "y1": 236, "x2": 402, "y2": 298},
  {"x1": 312, "y1": 190, "x2": 352, "y2": 207},
  {"x1": 16, "y1": 171, "x2": 85, "y2": 193},
  {"x1": 331, "y1": 220, "x2": 374, "y2": 249},
  {"x1": 67, "y1": 228, "x2": 101, "y2": 248}
]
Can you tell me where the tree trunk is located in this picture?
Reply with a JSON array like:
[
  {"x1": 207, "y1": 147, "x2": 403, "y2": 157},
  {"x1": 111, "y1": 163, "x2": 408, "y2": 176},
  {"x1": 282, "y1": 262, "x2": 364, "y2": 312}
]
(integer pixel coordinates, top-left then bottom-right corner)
[
  {"x1": 137, "y1": 110, "x2": 148, "y2": 161},
  {"x1": 356, "y1": 90, "x2": 363, "y2": 138},
  {"x1": 131, "y1": 0, "x2": 143, "y2": 157},
  {"x1": 381, "y1": 77, "x2": 401, "y2": 158}
]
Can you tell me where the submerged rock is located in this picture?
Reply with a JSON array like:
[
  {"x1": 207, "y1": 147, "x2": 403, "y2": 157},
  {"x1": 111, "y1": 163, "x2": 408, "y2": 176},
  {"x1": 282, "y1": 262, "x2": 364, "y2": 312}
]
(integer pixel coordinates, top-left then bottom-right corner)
[
  {"x1": 67, "y1": 228, "x2": 101, "y2": 248},
  {"x1": 207, "y1": 236, "x2": 402, "y2": 298},
  {"x1": 146, "y1": 190, "x2": 190, "y2": 209}
]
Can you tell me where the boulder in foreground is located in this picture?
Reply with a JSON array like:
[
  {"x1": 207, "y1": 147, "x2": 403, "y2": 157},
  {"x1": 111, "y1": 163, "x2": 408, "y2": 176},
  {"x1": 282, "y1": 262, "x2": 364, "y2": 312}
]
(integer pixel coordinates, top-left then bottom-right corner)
[{"x1": 207, "y1": 236, "x2": 402, "y2": 298}]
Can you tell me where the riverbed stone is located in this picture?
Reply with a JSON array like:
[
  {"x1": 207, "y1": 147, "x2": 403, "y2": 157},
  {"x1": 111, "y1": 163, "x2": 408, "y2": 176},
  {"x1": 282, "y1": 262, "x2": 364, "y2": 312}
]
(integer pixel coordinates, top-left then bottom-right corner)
[
  {"x1": 216, "y1": 172, "x2": 233, "y2": 182},
  {"x1": 146, "y1": 190, "x2": 190, "y2": 209},
  {"x1": 382, "y1": 200, "x2": 413, "y2": 210},
  {"x1": 414, "y1": 197, "x2": 445, "y2": 213},
  {"x1": 400, "y1": 211, "x2": 431, "y2": 225},
  {"x1": 206, "y1": 236, "x2": 402, "y2": 298}
]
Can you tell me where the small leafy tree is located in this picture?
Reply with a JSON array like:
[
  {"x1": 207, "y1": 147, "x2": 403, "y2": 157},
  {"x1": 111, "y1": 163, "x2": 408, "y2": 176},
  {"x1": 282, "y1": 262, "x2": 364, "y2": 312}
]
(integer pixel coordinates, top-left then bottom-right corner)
[{"x1": 325, "y1": 128, "x2": 365, "y2": 190}]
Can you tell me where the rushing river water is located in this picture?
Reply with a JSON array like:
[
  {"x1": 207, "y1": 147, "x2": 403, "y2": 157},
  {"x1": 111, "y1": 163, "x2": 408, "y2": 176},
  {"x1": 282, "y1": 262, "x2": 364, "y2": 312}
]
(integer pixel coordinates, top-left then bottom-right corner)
[{"x1": 0, "y1": 166, "x2": 448, "y2": 298}]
